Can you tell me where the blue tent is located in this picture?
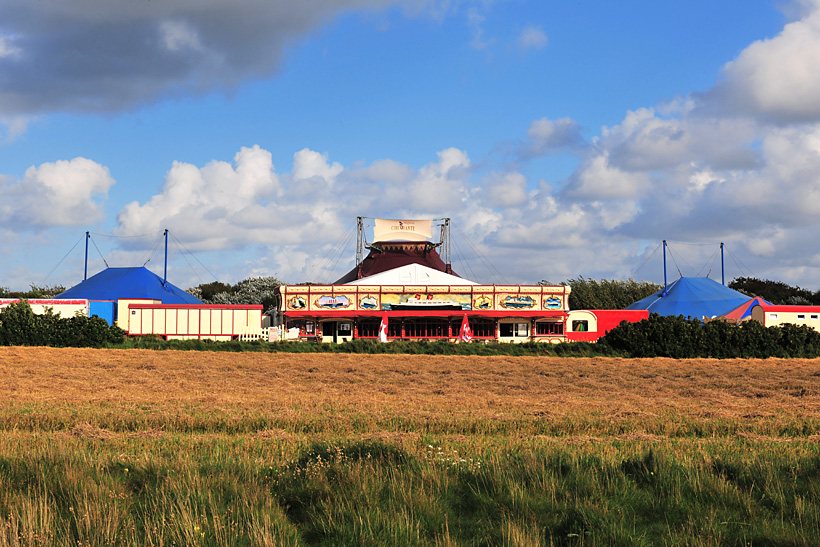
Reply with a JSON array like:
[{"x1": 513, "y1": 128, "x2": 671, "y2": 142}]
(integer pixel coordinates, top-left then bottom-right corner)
[
  {"x1": 625, "y1": 277, "x2": 751, "y2": 319},
  {"x1": 55, "y1": 267, "x2": 202, "y2": 304}
]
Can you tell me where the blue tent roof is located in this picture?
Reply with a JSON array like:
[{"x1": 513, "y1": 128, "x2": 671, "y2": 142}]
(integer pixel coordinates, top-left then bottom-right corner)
[
  {"x1": 625, "y1": 277, "x2": 751, "y2": 319},
  {"x1": 55, "y1": 267, "x2": 202, "y2": 304}
]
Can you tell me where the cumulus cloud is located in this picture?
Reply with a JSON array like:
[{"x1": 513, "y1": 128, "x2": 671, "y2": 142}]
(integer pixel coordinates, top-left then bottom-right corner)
[
  {"x1": 703, "y1": 1, "x2": 820, "y2": 123},
  {"x1": 484, "y1": 172, "x2": 528, "y2": 208},
  {"x1": 0, "y1": 158, "x2": 114, "y2": 229},
  {"x1": 116, "y1": 145, "x2": 281, "y2": 248},
  {"x1": 112, "y1": 145, "x2": 477, "y2": 281}
]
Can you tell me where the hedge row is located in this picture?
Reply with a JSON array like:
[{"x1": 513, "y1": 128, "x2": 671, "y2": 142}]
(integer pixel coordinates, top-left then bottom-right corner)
[
  {"x1": 599, "y1": 313, "x2": 820, "y2": 358},
  {"x1": 0, "y1": 301, "x2": 125, "y2": 348},
  {"x1": 122, "y1": 336, "x2": 613, "y2": 357}
]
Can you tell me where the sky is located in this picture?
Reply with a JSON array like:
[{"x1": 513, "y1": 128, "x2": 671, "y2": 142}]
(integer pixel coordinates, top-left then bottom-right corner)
[{"x1": 2, "y1": 0, "x2": 820, "y2": 291}]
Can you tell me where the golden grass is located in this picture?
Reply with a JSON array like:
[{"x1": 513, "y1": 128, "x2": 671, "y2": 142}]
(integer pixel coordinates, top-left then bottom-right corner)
[{"x1": 1, "y1": 347, "x2": 819, "y2": 440}]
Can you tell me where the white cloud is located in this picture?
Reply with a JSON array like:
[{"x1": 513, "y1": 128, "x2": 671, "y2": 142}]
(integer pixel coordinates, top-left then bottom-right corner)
[
  {"x1": 517, "y1": 25, "x2": 547, "y2": 50},
  {"x1": 485, "y1": 172, "x2": 528, "y2": 208},
  {"x1": 562, "y1": 153, "x2": 651, "y2": 201},
  {"x1": 0, "y1": 158, "x2": 114, "y2": 229},
  {"x1": 706, "y1": 2, "x2": 820, "y2": 123},
  {"x1": 116, "y1": 145, "x2": 281, "y2": 248},
  {"x1": 112, "y1": 146, "x2": 478, "y2": 282},
  {"x1": 399, "y1": 147, "x2": 471, "y2": 212},
  {"x1": 293, "y1": 149, "x2": 344, "y2": 182}
]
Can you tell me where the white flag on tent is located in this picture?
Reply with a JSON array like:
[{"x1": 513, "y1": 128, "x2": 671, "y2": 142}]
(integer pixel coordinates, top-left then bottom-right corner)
[{"x1": 378, "y1": 313, "x2": 388, "y2": 342}]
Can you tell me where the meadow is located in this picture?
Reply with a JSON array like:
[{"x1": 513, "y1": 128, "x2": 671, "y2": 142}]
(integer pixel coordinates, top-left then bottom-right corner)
[{"x1": 0, "y1": 347, "x2": 819, "y2": 546}]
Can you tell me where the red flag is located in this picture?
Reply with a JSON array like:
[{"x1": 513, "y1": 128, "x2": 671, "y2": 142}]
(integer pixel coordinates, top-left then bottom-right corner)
[
  {"x1": 378, "y1": 313, "x2": 388, "y2": 342},
  {"x1": 459, "y1": 315, "x2": 472, "y2": 343}
]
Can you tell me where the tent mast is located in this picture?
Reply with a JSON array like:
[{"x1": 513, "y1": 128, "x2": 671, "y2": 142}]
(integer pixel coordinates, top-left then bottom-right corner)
[
  {"x1": 163, "y1": 229, "x2": 168, "y2": 285},
  {"x1": 356, "y1": 217, "x2": 364, "y2": 279},
  {"x1": 721, "y1": 242, "x2": 725, "y2": 285},
  {"x1": 84, "y1": 231, "x2": 90, "y2": 281},
  {"x1": 662, "y1": 240, "x2": 668, "y2": 297},
  {"x1": 441, "y1": 218, "x2": 452, "y2": 274}
]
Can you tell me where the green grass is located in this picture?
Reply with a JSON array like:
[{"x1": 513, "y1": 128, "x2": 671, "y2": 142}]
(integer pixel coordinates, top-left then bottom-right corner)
[{"x1": 1, "y1": 432, "x2": 819, "y2": 546}]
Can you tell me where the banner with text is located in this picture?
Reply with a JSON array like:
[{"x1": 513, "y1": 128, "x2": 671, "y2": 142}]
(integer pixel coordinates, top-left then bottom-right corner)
[{"x1": 373, "y1": 219, "x2": 432, "y2": 242}]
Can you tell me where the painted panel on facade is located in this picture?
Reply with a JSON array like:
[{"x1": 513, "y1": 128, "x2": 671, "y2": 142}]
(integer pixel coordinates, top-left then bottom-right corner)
[
  {"x1": 288, "y1": 295, "x2": 307, "y2": 310},
  {"x1": 359, "y1": 295, "x2": 379, "y2": 309},
  {"x1": 473, "y1": 295, "x2": 493, "y2": 310},
  {"x1": 543, "y1": 296, "x2": 563, "y2": 310},
  {"x1": 381, "y1": 292, "x2": 470, "y2": 310},
  {"x1": 315, "y1": 295, "x2": 351, "y2": 309},
  {"x1": 499, "y1": 295, "x2": 536, "y2": 309}
]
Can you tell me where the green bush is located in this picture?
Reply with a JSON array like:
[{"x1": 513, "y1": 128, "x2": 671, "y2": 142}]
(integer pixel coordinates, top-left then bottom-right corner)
[
  {"x1": 0, "y1": 301, "x2": 124, "y2": 348},
  {"x1": 599, "y1": 313, "x2": 820, "y2": 358}
]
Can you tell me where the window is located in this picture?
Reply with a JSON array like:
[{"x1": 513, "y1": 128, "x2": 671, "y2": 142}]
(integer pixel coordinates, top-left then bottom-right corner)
[
  {"x1": 499, "y1": 322, "x2": 529, "y2": 337},
  {"x1": 769, "y1": 313, "x2": 778, "y2": 320},
  {"x1": 388, "y1": 321, "x2": 402, "y2": 338},
  {"x1": 286, "y1": 320, "x2": 315, "y2": 336},
  {"x1": 812, "y1": 314, "x2": 819, "y2": 321},
  {"x1": 572, "y1": 320, "x2": 589, "y2": 332},
  {"x1": 798, "y1": 314, "x2": 806, "y2": 320},
  {"x1": 536, "y1": 321, "x2": 564, "y2": 335},
  {"x1": 339, "y1": 322, "x2": 351, "y2": 332},
  {"x1": 357, "y1": 319, "x2": 380, "y2": 338},
  {"x1": 469, "y1": 319, "x2": 495, "y2": 338},
  {"x1": 404, "y1": 318, "x2": 449, "y2": 338}
]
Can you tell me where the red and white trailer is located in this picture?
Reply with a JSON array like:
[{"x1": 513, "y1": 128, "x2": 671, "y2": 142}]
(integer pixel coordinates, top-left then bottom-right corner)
[{"x1": 125, "y1": 303, "x2": 264, "y2": 341}]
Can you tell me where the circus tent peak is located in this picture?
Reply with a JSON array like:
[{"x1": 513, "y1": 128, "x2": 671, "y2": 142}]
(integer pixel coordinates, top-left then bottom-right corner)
[
  {"x1": 625, "y1": 277, "x2": 751, "y2": 319},
  {"x1": 333, "y1": 240, "x2": 461, "y2": 285},
  {"x1": 55, "y1": 266, "x2": 202, "y2": 304}
]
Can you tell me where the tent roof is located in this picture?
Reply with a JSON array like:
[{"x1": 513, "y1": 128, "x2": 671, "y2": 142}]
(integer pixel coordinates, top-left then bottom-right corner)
[
  {"x1": 625, "y1": 277, "x2": 751, "y2": 319},
  {"x1": 55, "y1": 267, "x2": 202, "y2": 304},
  {"x1": 344, "y1": 263, "x2": 477, "y2": 286},
  {"x1": 333, "y1": 241, "x2": 461, "y2": 284}
]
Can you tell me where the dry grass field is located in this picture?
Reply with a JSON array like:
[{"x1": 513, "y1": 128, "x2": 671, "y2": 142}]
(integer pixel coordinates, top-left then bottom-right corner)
[
  {"x1": 1, "y1": 346, "x2": 820, "y2": 545},
  {"x1": 2, "y1": 346, "x2": 819, "y2": 439}
]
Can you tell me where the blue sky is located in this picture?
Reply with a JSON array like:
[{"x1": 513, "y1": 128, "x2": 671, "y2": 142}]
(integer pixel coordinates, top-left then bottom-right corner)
[{"x1": 2, "y1": 0, "x2": 819, "y2": 291}]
